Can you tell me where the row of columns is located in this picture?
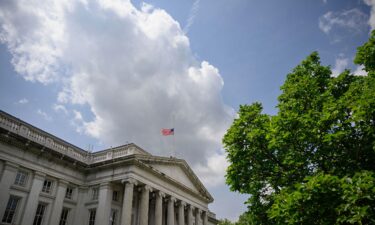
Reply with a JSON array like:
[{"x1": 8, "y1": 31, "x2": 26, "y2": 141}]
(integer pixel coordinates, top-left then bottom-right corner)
[
  {"x1": 0, "y1": 162, "x2": 209, "y2": 225},
  {"x1": 120, "y1": 178, "x2": 209, "y2": 225}
]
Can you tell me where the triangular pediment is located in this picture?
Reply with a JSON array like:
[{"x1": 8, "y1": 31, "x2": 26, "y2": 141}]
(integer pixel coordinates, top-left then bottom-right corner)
[
  {"x1": 136, "y1": 156, "x2": 213, "y2": 202},
  {"x1": 149, "y1": 163, "x2": 199, "y2": 192}
]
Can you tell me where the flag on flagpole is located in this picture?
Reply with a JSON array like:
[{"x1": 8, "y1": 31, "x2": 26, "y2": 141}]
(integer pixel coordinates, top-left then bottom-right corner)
[{"x1": 161, "y1": 128, "x2": 174, "y2": 136}]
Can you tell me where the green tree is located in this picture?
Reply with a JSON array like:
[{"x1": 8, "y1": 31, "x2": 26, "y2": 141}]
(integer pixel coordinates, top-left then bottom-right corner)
[
  {"x1": 223, "y1": 32, "x2": 375, "y2": 224},
  {"x1": 218, "y1": 219, "x2": 235, "y2": 225}
]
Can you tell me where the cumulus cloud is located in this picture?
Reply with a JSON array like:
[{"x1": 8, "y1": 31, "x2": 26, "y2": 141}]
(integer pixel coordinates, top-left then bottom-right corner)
[
  {"x1": 353, "y1": 65, "x2": 368, "y2": 76},
  {"x1": 319, "y1": 8, "x2": 368, "y2": 34},
  {"x1": 364, "y1": 0, "x2": 375, "y2": 30},
  {"x1": 0, "y1": 0, "x2": 234, "y2": 186},
  {"x1": 331, "y1": 55, "x2": 349, "y2": 77}
]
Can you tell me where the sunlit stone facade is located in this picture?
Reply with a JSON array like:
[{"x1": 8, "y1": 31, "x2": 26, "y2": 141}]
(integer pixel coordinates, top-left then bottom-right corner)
[{"x1": 0, "y1": 111, "x2": 218, "y2": 225}]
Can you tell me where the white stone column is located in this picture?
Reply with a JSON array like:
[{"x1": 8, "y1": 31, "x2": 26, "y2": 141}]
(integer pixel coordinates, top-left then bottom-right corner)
[
  {"x1": 0, "y1": 162, "x2": 18, "y2": 217},
  {"x1": 178, "y1": 201, "x2": 185, "y2": 225},
  {"x1": 187, "y1": 205, "x2": 193, "y2": 225},
  {"x1": 155, "y1": 191, "x2": 164, "y2": 225},
  {"x1": 21, "y1": 171, "x2": 45, "y2": 225},
  {"x1": 96, "y1": 182, "x2": 112, "y2": 225},
  {"x1": 195, "y1": 209, "x2": 201, "y2": 225},
  {"x1": 202, "y1": 211, "x2": 208, "y2": 225},
  {"x1": 121, "y1": 179, "x2": 136, "y2": 225},
  {"x1": 73, "y1": 186, "x2": 88, "y2": 225},
  {"x1": 49, "y1": 180, "x2": 68, "y2": 225},
  {"x1": 139, "y1": 185, "x2": 152, "y2": 225},
  {"x1": 167, "y1": 197, "x2": 176, "y2": 225}
]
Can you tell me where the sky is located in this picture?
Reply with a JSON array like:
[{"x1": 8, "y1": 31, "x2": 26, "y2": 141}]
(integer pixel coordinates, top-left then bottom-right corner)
[{"x1": 0, "y1": 0, "x2": 373, "y2": 221}]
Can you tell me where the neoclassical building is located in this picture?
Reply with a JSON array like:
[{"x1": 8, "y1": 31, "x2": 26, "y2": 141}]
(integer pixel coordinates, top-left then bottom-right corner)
[{"x1": 0, "y1": 110, "x2": 218, "y2": 225}]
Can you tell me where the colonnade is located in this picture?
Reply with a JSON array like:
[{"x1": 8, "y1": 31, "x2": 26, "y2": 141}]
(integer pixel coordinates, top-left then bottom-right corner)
[{"x1": 120, "y1": 178, "x2": 209, "y2": 225}]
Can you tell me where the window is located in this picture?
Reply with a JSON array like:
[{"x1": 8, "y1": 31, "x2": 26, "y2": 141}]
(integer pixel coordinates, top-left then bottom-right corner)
[
  {"x1": 65, "y1": 187, "x2": 73, "y2": 199},
  {"x1": 88, "y1": 209, "x2": 96, "y2": 225},
  {"x1": 14, "y1": 170, "x2": 28, "y2": 186},
  {"x1": 110, "y1": 209, "x2": 117, "y2": 225},
  {"x1": 41, "y1": 179, "x2": 53, "y2": 194},
  {"x1": 92, "y1": 187, "x2": 99, "y2": 200},
  {"x1": 112, "y1": 191, "x2": 118, "y2": 201},
  {"x1": 59, "y1": 208, "x2": 69, "y2": 225},
  {"x1": 2, "y1": 196, "x2": 20, "y2": 224},
  {"x1": 33, "y1": 203, "x2": 46, "y2": 225}
]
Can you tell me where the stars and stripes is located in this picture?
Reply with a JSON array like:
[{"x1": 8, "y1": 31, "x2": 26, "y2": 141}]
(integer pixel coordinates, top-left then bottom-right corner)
[{"x1": 161, "y1": 128, "x2": 174, "y2": 136}]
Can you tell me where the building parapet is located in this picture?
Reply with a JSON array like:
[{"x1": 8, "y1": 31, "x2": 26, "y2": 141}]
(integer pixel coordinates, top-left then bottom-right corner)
[{"x1": 0, "y1": 111, "x2": 146, "y2": 164}]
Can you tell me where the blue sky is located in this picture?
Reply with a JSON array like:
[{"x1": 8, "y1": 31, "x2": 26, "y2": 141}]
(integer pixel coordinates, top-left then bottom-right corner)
[{"x1": 0, "y1": 0, "x2": 373, "y2": 221}]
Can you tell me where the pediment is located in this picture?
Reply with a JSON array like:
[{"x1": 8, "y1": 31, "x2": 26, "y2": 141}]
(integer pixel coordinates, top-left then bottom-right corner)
[
  {"x1": 149, "y1": 163, "x2": 199, "y2": 192},
  {"x1": 137, "y1": 156, "x2": 213, "y2": 202}
]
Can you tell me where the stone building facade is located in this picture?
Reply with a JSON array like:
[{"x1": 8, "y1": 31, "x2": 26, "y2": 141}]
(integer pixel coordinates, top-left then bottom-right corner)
[{"x1": 0, "y1": 111, "x2": 218, "y2": 225}]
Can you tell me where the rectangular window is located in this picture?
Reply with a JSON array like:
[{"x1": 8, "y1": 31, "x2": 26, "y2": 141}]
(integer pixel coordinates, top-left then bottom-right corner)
[
  {"x1": 59, "y1": 208, "x2": 69, "y2": 225},
  {"x1": 92, "y1": 187, "x2": 99, "y2": 200},
  {"x1": 65, "y1": 187, "x2": 73, "y2": 199},
  {"x1": 2, "y1": 196, "x2": 20, "y2": 224},
  {"x1": 41, "y1": 179, "x2": 53, "y2": 194},
  {"x1": 33, "y1": 203, "x2": 46, "y2": 225},
  {"x1": 14, "y1": 170, "x2": 28, "y2": 186},
  {"x1": 88, "y1": 209, "x2": 96, "y2": 225},
  {"x1": 110, "y1": 209, "x2": 117, "y2": 225},
  {"x1": 112, "y1": 191, "x2": 118, "y2": 201}
]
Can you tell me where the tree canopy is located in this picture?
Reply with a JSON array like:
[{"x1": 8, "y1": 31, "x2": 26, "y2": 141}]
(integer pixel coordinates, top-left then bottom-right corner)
[{"x1": 223, "y1": 31, "x2": 375, "y2": 224}]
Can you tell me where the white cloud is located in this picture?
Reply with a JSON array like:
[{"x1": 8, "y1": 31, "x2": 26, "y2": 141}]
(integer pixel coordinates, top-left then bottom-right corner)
[
  {"x1": 353, "y1": 65, "x2": 368, "y2": 76},
  {"x1": 0, "y1": 0, "x2": 235, "y2": 186},
  {"x1": 319, "y1": 8, "x2": 368, "y2": 34},
  {"x1": 52, "y1": 104, "x2": 68, "y2": 115},
  {"x1": 17, "y1": 98, "x2": 29, "y2": 104},
  {"x1": 331, "y1": 56, "x2": 349, "y2": 77},
  {"x1": 195, "y1": 151, "x2": 228, "y2": 188},
  {"x1": 183, "y1": 0, "x2": 201, "y2": 34},
  {"x1": 364, "y1": 0, "x2": 375, "y2": 30},
  {"x1": 37, "y1": 109, "x2": 52, "y2": 121}
]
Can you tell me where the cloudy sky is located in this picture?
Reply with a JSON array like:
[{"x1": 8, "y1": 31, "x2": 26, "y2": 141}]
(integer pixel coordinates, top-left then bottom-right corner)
[{"x1": 0, "y1": 0, "x2": 373, "y2": 221}]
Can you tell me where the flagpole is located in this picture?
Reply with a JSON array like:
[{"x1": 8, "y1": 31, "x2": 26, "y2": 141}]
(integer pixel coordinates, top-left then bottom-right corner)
[{"x1": 172, "y1": 113, "x2": 176, "y2": 157}]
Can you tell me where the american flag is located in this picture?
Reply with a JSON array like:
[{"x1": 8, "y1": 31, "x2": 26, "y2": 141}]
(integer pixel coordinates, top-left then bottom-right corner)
[{"x1": 161, "y1": 128, "x2": 174, "y2": 136}]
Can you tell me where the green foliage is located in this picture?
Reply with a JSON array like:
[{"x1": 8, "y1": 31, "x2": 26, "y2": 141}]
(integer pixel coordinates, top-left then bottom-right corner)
[
  {"x1": 354, "y1": 30, "x2": 375, "y2": 76},
  {"x1": 218, "y1": 219, "x2": 235, "y2": 225},
  {"x1": 268, "y1": 171, "x2": 375, "y2": 225},
  {"x1": 223, "y1": 33, "x2": 375, "y2": 224}
]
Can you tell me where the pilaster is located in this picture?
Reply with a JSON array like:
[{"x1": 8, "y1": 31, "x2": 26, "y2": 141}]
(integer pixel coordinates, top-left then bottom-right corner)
[
  {"x1": 20, "y1": 171, "x2": 46, "y2": 225},
  {"x1": 0, "y1": 161, "x2": 18, "y2": 218},
  {"x1": 49, "y1": 179, "x2": 68, "y2": 225}
]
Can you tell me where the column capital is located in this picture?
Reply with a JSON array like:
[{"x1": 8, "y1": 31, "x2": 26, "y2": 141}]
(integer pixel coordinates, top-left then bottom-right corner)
[
  {"x1": 122, "y1": 177, "x2": 138, "y2": 185},
  {"x1": 179, "y1": 200, "x2": 186, "y2": 207},
  {"x1": 142, "y1": 184, "x2": 153, "y2": 192},
  {"x1": 169, "y1": 196, "x2": 176, "y2": 202},
  {"x1": 156, "y1": 190, "x2": 165, "y2": 198}
]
